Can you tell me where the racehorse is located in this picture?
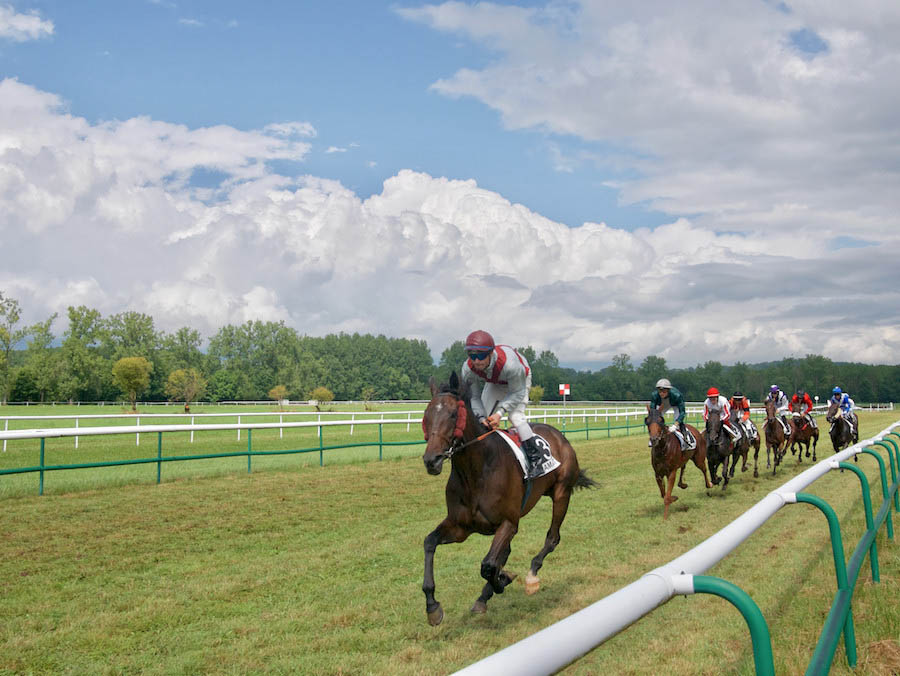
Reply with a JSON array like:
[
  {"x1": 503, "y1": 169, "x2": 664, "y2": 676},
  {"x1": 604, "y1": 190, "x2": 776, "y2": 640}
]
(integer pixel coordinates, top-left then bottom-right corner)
[
  {"x1": 789, "y1": 412, "x2": 819, "y2": 462},
  {"x1": 645, "y1": 407, "x2": 711, "y2": 519},
  {"x1": 420, "y1": 373, "x2": 596, "y2": 625},
  {"x1": 826, "y1": 400, "x2": 856, "y2": 452},
  {"x1": 763, "y1": 399, "x2": 789, "y2": 475},
  {"x1": 704, "y1": 407, "x2": 735, "y2": 489},
  {"x1": 729, "y1": 409, "x2": 761, "y2": 478}
]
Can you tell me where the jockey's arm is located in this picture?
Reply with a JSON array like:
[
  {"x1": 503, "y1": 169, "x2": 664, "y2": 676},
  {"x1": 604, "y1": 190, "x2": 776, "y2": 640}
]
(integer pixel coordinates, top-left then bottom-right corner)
[{"x1": 495, "y1": 374, "x2": 528, "y2": 419}]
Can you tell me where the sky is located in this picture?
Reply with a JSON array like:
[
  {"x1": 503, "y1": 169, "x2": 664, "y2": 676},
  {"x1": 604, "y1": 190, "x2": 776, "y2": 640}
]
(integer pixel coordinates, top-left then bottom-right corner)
[{"x1": 1, "y1": 0, "x2": 898, "y2": 369}]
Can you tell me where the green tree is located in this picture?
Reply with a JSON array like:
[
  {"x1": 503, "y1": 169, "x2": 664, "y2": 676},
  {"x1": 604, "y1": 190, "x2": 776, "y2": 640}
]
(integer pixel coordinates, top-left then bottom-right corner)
[
  {"x1": 59, "y1": 305, "x2": 110, "y2": 402},
  {"x1": 24, "y1": 313, "x2": 59, "y2": 402},
  {"x1": 165, "y1": 368, "x2": 207, "y2": 408},
  {"x1": 112, "y1": 356, "x2": 153, "y2": 411},
  {"x1": 436, "y1": 340, "x2": 467, "y2": 383},
  {"x1": 0, "y1": 292, "x2": 30, "y2": 404},
  {"x1": 529, "y1": 385, "x2": 544, "y2": 404}
]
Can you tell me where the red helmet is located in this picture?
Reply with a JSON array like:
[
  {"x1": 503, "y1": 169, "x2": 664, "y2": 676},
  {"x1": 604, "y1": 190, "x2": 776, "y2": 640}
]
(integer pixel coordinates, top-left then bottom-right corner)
[
  {"x1": 465, "y1": 330, "x2": 495, "y2": 352},
  {"x1": 707, "y1": 387, "x2": 719, "y2": 398}
]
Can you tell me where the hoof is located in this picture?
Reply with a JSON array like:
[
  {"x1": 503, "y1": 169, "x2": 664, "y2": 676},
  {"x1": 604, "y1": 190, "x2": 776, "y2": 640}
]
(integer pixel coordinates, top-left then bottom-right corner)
[
  {"x1": 470, "y1": 600, "x2": 487, "y2": 614},
  {"x1": 678, "y1": 482, "x2": 688, "y2": 489},
  {"x1": 753, "y1": 470, "x2": 759, "y2": 478},
  {"x1": 525, "y1": 572, "x2": 540, "y2": 595},
  {"x1": 427, "y1": 604, "x2": 444, "y2": 626}
]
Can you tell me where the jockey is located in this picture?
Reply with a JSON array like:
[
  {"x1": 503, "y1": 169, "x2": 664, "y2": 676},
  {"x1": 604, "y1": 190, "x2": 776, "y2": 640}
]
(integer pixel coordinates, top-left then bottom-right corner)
[
  {"x1": 459, "y1": 330, "x2": 541, "y2": 478},
  {"x1": 703, "y1": 387, "x2": 741, "y2": 441},
  {"x1": 765, "y1": 384, "x2": 792, "y2": 437},
  {"x1": 790, "y1": 389, "x2": 817, "y2": 430},
  {"x1": 648, "y1": 378, "x2": 688, "y2": 445},
  {"x1": 729, "y1": 391, "x2": 758, "y2": 442},
  {"x1": 829, "y1": 386, "x2": 858, "y2": 438}
]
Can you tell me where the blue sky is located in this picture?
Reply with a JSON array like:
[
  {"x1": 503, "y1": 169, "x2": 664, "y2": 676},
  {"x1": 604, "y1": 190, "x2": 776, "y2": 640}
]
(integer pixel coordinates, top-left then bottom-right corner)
[
  {"x1": 1, "y1": 1, "x2": 899, "y2": 368},
  {"x1": 3, "y1": 0, "x2": 660, "y2": 231}
]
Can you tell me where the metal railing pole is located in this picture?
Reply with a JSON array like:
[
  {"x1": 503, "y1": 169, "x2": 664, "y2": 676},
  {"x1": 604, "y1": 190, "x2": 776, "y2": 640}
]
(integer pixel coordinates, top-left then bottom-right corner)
[
  {"x1": 794, "y1": 493, "x2": 857, "y2": 668},
  {"x1": 157, "y1": 431, "x2": 162, "y2": 484},
  {"x1": 837, "y1": 461, "x2": 879, "y2": 582},
  {"x1": 685, "y1": 575, "x2": 775, "y2": 676}
]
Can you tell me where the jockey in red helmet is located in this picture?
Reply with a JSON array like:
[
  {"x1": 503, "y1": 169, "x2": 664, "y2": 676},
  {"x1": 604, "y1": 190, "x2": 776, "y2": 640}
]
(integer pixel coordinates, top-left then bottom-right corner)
[
  {"x1": 460, "y1": 330, "x2": 542, "y2": 478},
  {"x1": 703, "y1": 387, "x2": 741, "y2": 441},
  {"x1": 790, "y1": 389, "x2": 817, "y2": 430}
]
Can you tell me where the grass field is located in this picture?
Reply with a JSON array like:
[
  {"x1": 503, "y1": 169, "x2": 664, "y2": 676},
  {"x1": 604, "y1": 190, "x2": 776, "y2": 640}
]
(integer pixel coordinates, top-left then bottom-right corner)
[{"x1": 1, "y1": 409, "x2": 899, "y2": 674}]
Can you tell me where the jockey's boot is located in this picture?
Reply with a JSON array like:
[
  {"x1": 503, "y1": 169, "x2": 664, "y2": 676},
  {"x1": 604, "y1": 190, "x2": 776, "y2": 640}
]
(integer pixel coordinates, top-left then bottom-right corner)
[
  {"x1": 781, "y1": 416, "x2": 791, "y2": 437},
  {"x1": 522, "y1": 437, "x2": 543, "y2": 479}
]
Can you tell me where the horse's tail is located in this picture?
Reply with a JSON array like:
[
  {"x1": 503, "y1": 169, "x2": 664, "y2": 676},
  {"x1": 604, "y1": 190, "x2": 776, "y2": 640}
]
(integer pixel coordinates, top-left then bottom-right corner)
[{"x1": 572, "y1": 469, "x2": 598, "y2": 490}]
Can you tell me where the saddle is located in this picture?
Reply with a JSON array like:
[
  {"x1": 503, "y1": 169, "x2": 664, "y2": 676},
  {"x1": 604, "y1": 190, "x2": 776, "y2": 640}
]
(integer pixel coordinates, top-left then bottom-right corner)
[
  {"x1": 671, "y1": 426, "x2": 696, "y2": 451},
  {"x1": 500, "y1": 429, "x2": 561, "y2": 479}
]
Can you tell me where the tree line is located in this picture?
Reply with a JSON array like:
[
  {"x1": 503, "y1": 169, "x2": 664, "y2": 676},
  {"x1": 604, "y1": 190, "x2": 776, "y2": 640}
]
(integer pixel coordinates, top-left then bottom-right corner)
[{"x1": 1, "y1": 292, "x2": 897, "y2": 405}]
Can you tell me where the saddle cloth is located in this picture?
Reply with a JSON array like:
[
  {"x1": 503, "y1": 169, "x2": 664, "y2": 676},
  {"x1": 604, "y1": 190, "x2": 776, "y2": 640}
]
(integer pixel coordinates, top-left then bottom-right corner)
[
  {"x1": 670, "y1": 426, "x2": 697, "y2": 451},
  {"x1": 498, "y1": 430, "x2": 561, "y2": 479}
]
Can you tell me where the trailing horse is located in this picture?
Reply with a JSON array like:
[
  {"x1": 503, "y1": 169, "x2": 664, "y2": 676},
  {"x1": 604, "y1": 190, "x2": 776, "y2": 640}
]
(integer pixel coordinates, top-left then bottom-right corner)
[
  {"x1": 790, "y1": 413, "x2": 819, "y2": 463},
  {"x1": 645, "y1": 407, "x2": 711, "y2": 519},
  {"x1": 826, "y1": 399, "x2": 857, "y2": 452},
  {"x1": 704, "y1": 408, "x2": 735, "y2": 489},
  {"x1": 729, "y1": 409, "x2": 761, "y2": 478},
  {"x1": 763, "y1": 399, "x2": 789, "y2": 475},
  {"x1": 420, "y1": 373, "x2": 596, "y2": 625}
]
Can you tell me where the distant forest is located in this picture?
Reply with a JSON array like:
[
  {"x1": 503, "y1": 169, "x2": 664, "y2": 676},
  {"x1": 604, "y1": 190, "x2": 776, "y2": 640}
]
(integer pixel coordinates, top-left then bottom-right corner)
[{"x1": 1, "y1": 298, "x2": 897, "y2": 404}]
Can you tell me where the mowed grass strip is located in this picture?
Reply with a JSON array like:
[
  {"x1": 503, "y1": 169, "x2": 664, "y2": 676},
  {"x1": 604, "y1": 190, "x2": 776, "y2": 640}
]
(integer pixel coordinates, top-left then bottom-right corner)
[{"x1": 0, "y1": 411, "x2": 898, "y2": 675}]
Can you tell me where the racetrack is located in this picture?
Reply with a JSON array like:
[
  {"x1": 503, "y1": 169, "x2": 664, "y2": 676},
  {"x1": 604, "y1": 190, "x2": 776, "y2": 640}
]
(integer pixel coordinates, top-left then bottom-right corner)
[{"x1": 2, "y1": 410, "x2": 899, "y2": 675}]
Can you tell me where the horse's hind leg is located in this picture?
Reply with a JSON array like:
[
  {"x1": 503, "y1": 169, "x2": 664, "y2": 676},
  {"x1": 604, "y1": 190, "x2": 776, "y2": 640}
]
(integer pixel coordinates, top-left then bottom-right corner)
[
  {"x1": 526, "y1": 487, "x2": 572, "y2": 594},
  {"x1": 677, "y1": 464, "x2": 688, "y2": 490},
  {"x1": 423, "y1": 519, "x2": 469, "y2": 626}
]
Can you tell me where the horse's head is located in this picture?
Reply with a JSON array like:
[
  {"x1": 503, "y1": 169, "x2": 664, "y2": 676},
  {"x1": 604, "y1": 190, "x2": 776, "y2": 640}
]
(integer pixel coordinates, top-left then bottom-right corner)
[
  {"x1": 825, "y1": 399, "x2": 838, "y2": 423},
  {"x1": 764, "y1": 398, "x2": 776, "y2": 420},
  {"x1": 421, "y1": 372, "x2": 471, "y2": 475},
  {"x1": 644, "y1": 406, "x2": 667, "y2": 448},
  {"x1": 706, "y1": 407, "x2": 723, "y2": 444}
]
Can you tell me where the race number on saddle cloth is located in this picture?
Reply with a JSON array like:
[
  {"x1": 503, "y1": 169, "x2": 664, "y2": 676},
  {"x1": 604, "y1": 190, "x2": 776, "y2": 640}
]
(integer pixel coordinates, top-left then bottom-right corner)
[{"x1": 500, "y1": 428, "x2": 561, "y2": 479}]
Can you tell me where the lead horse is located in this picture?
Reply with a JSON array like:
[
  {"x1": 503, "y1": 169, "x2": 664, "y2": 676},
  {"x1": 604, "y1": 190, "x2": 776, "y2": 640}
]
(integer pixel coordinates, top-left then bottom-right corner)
[
  {"x1": 421, "y1": 373, "x2": 596, "y2": 625},
  {"x1": 645, "y1": 408, "x2": 711, "y2": 519}
]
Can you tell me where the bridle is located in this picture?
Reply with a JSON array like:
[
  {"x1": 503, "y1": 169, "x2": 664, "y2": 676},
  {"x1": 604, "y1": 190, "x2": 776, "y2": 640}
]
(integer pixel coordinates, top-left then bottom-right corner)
[{"x1": 423, "y1": 395, "x2": 496, "y2": 461}]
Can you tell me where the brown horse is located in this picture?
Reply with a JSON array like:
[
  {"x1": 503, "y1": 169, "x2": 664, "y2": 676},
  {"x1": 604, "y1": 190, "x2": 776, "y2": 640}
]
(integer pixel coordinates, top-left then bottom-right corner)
[
  {"x1": 789, "y1": 412, "x2": 819, "y2": 462},
  {"x1": 763, "y1": 399, "x2": 789, "y2": 475},
  {"x1": 705, "y1": 407, "x2": 736, "y2": 489},
  {"x1": 730, "y1": 409, "x2": 762, "y2": 478},
  {"x1": 645, "y1": 408, "x2": 711, "y2": 519},
  {"x1": 826, "y1": 400, "x2": 857, "y2": 452},
  {"x1": 421, "y1": 373, "x2": 596, "y2": 625}
]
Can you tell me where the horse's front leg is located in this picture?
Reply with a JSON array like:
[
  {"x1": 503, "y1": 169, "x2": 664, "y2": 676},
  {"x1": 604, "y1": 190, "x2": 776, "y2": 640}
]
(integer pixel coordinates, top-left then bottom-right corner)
[
  {"x1": 423, "y1": 519, "x2": 469, "y2": 626},
  {"x1": 482, "y1": 520, "x2": 518, "y2": 594}
]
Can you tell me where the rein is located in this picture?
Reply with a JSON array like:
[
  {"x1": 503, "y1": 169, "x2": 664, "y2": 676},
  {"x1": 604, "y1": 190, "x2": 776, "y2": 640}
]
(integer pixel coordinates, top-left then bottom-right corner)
[{"x1": 423, "y1": 396, "x2": 498, "y2": 461}]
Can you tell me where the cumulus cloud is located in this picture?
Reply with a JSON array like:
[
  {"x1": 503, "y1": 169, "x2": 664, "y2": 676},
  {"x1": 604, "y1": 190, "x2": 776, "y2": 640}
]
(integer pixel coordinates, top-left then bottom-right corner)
[
  {"x1": 398, "y1": 1, "x2": 900, "y2": 243},
  {"x1": 0, "y1": 3, "x2": 53, "y2": 41},
  {"x1": 1, "y1": 78, "x2": 898, "y2": 367}
]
